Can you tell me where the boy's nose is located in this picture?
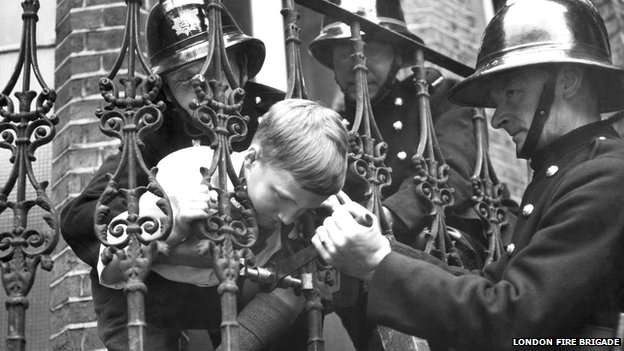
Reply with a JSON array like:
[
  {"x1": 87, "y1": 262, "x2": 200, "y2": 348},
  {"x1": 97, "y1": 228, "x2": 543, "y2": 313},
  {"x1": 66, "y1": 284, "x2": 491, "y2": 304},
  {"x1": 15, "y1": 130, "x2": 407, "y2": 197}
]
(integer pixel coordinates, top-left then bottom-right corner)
[
  {"x1": 278, "y1": 212, "x2": 295, "y2": 225},
  {"x1": 278, "y1": 208, "x2": 304, "y2": 225}
]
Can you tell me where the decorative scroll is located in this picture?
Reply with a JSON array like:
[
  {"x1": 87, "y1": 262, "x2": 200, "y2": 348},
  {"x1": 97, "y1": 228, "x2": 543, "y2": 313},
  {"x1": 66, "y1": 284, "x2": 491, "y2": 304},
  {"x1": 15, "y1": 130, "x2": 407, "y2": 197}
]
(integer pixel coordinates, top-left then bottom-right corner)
[
  {"x1": 345, "y1": 20, "x2": 394, "y2": 234},
  {"x1": 93, "y1": 0, "x2": 172, "y2": 349},
  {"x1": 0, "y1": 1, "x2": 59, "y2": 350},
  {"x1": 411, "y1": 49, "x2": 463, "y2": 267},
  {"x1": 185, "y1": 1, "x2": 259, "y2": 350},
  {"x1": 469, "y1": 108, "x2": 507, "y2": 266}
]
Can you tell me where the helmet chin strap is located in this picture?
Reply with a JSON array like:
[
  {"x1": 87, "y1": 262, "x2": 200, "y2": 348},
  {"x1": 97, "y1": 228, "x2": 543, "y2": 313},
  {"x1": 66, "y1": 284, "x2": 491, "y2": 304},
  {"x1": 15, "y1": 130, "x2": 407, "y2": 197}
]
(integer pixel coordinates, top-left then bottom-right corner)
[{"x1": 518, "y1": 72, "x2": 557, "y2": 159}]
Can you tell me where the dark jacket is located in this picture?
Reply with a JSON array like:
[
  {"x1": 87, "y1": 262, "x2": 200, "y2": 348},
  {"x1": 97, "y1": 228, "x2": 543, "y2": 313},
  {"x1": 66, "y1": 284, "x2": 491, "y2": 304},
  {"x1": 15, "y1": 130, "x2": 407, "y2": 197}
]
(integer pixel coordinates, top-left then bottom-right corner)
[
  {"x1": 336, "y1": 70, "x2": 493, "y2": 351},
  {"x1": 343, "y1": 71, "x2": 483, "y2": 247},
  {"x1": 367, "y1": 121, "x2": 624, "y2": 350}
]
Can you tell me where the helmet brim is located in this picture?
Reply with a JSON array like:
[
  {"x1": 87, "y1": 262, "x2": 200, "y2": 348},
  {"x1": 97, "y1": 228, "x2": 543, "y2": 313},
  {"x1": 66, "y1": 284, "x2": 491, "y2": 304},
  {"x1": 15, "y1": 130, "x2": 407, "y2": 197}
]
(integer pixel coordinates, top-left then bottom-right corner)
[
  {"x1": 153, "y1": 36, "x2": 265, "y2": 78},
  {"x1": 448, "y1": 47, "x2": 624, "y2": 113},
  {"x1": 308, "y1": 28, "x2": 423, "y2": 69}
]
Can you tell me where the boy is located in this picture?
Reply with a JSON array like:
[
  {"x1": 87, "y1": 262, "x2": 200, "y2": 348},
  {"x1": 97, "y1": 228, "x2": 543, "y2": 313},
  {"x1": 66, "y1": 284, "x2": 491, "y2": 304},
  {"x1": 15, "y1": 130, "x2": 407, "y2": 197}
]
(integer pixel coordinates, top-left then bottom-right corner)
[{"x1": 99, "y1": 98, "x2": 349, "y2": 350}]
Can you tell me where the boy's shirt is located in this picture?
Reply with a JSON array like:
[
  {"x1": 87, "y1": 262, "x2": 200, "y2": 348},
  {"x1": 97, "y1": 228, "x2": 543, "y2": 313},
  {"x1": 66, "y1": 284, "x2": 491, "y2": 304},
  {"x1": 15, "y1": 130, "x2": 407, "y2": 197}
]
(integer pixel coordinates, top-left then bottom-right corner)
[{"x1": 97, "y1": 145, "x2": 284, "y2": 288}]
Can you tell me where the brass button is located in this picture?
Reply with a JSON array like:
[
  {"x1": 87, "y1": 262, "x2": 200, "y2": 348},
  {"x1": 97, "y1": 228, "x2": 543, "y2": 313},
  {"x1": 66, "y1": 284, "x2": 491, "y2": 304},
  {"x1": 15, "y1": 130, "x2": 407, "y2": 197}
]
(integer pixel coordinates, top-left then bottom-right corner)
[
  {"x1": 392, "y1": 121, "x2": 403, "y2": 131},
  {"x1": 546, "y1": 165, "x2": 558, "y2": 177},
  {"x1": 522, "y1": 204, "x2": 534, "y2": 217},
  {"x1": 394, "y1": 97, "x2": 403, "y2": 106},
  {"x1": 506, "y1": 243, "x2": 515, "y2": 255}
]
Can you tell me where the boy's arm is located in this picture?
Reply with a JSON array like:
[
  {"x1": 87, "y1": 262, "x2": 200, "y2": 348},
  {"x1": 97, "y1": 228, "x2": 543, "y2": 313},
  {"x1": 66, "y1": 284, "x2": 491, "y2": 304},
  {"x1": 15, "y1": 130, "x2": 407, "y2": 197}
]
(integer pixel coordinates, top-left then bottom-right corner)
[
  {"x1": 154, "y1": 234, "x2": 214, "y2": 268},
  {"x1": 217, "y1": 288, "x2": 304, "y2": 351}
]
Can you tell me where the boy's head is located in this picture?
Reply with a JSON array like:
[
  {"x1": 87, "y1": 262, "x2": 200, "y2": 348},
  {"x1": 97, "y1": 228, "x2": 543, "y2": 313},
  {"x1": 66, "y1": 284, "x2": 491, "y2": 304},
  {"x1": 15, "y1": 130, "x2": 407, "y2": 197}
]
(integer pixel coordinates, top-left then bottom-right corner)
[{"x1": 244, "y1": 99, "x2": 348, "y2": 226}]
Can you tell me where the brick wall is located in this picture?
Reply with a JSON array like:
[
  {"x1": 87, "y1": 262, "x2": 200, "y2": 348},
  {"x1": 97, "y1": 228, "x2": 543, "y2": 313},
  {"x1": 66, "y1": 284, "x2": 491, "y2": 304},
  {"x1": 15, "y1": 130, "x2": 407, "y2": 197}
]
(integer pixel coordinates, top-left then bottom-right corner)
[
  {"x1": 51, "y1": 0, "x2": 154, "y2": 349},
  {"x1": 594, "y1": 0, "x2": 624, "y2": 66}
]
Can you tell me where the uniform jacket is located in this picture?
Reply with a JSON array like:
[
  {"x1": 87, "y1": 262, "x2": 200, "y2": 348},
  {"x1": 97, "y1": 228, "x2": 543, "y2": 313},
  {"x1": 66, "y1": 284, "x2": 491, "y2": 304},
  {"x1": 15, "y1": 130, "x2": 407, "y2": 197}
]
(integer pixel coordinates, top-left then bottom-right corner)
[
  {"x1": 342, "y1": 71, "x2": 481, "y2": 244},
  {"x1": 367, "y1": 121, "x2": 624, "y2": 350},
  {"x1": 336, "y1": 71, "x2": 491, "y2": 350}
]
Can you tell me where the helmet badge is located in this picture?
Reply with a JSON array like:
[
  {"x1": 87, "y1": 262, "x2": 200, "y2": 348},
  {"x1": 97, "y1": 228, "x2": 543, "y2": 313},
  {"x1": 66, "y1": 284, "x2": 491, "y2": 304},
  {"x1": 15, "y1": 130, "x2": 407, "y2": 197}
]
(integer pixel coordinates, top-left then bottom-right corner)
[{"x1": 172, "y1": 13, "x2": 203, "y2": 37}]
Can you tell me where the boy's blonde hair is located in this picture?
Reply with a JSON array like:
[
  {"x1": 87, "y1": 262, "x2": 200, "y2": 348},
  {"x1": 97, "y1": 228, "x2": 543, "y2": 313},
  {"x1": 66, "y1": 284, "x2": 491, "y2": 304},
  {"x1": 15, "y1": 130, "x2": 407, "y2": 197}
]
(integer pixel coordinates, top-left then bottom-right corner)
[{"x1": 252, "y1": 99, "x2": 348, "y2": 196}]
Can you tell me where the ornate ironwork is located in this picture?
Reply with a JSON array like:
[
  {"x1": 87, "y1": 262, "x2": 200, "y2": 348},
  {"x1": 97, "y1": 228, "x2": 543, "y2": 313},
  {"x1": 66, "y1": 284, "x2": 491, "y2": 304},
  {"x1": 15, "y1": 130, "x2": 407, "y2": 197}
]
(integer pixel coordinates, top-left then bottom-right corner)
[
  {"x1": 282, "y1": 0, "x2": 309, "y2": 100},
  {"x1": 469, "y1": 108, "x2": 507, "y2": 267},
  {"x1": 411, "y1": 49, "x2": 463, "y2": 267},
  {"x1": 93, "y1": 0, "x2": 172, "y2": 350},
  {"x1": 0, "y1": 0, "x2": 59, "y2": 350},
  {"x1": 345, "y1": 20, "x2": 394, "y2": 234},
  {"x1": 185, "y1": 1, "x2": 259, "y2": 350}
]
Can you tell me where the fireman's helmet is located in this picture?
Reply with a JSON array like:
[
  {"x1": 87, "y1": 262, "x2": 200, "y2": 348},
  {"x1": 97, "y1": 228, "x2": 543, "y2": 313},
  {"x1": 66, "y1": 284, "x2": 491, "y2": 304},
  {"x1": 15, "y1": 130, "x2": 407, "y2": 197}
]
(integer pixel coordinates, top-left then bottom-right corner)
[
  {"x1": 449, "y1": 0, "x2": 624, "y2": 113},
  {"x1": 146, "y1": 0, "x2": 265, "y2": 77},
  {"x1": 308, "y1": 0, "x2": 424, "y2": 69}
]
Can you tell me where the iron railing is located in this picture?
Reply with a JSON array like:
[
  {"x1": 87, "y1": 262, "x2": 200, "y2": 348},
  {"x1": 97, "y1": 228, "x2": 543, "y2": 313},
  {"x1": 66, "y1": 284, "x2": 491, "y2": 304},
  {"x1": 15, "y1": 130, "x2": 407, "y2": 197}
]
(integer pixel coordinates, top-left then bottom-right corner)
[
  {"x1": 0, "y1": 0, "x2": 513, "y2": 350},
  {"x1": 0, "y1": 1, "x2": 59, "y2": 350}
]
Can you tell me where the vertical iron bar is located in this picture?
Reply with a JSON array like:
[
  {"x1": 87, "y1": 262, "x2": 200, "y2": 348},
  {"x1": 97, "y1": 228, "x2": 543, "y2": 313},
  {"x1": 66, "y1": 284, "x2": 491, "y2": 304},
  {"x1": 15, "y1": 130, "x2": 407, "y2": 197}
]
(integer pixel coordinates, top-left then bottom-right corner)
[
  {"x1": 281, "y1": 0, "x2": 309, "y2": 99},
  {"x1": 469, "y1": 108, "x2": 506, "y2": 267},
  {"x1": 0, "y1": 0, "x2": 59, "y2": 351},
  {"x1": 187, "y1": 2, "x2": 260, "y2": 350},
  {"x1": 279, "y1": 3, "x2": 332, "y2": 349},
  {"x1": 0, "y1": 1, "x2": 59, "y2": 351},
  {"x1": 347, "y1": 19, "x2": 393, "y2": 234},
  {"x1": 411, "y1": 47, "x2": 460, "y2": 266},
  {"x1": 302, "y1": 270, "x2": 324, "y2": 351},
  {"x1": 93, "y1": 1, "x2": 174, "y2": 350}
]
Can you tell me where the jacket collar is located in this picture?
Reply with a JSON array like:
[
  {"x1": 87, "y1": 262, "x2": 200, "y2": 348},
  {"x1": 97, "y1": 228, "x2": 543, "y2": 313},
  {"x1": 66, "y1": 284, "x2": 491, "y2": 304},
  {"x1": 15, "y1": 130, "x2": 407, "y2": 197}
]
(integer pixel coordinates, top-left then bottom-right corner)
[{"x1": 529, "y1": 120, "x2": 618, "y2": 172}]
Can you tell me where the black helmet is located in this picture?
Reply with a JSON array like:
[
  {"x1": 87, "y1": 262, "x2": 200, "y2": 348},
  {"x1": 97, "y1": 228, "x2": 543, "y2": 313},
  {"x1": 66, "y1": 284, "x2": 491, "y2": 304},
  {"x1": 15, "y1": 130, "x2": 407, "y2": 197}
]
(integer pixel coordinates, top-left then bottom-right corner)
[
  {"x1": 308, "y1": 0, "x2": 424, "y2": 69},
  {"x1": 449, "y1": 0, "x2": 624, "y2": 113},
  {"x1": 146, "y1": 0, "x2": 265, "y2": 76}
]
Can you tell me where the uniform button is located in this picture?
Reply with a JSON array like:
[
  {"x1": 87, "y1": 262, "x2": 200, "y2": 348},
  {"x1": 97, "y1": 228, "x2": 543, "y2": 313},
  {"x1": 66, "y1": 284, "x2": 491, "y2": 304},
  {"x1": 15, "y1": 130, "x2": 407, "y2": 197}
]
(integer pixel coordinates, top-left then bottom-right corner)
[
  {"x1": 255, "y1": 96, "x2": 262, "y2": 104},
  {"x1": 598, "y1": 136, "x2": 606, "y2": 141},
  {"x1": 522, "y1": 204, "x2": 534, "y2": 217},
  {"x1": 397, "y1": 151, "x2": 407, "y2": 160},
  {"x1": 506, "y1": 243, "x2": 515, "y2": 255},
  {"x1": 546, "y1": 165, "x2": 559, "y2": 177},
  {"x1": 394, "y1": 97, "x2": 403, "y2": 106},
  {"x1": 392, "y1": 120, "x2": 403, "y2": 131},
  {"x1": 341, "y1": 118, "x2": 350, "y2": 128}
]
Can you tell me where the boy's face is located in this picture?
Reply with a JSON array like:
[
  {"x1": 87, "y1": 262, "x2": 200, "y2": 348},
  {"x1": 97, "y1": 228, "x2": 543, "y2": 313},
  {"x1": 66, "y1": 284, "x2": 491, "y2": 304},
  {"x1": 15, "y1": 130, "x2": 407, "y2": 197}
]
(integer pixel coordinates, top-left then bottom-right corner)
[{"x1": 245, "y1": 158, "x2": 329, "y2": 227}]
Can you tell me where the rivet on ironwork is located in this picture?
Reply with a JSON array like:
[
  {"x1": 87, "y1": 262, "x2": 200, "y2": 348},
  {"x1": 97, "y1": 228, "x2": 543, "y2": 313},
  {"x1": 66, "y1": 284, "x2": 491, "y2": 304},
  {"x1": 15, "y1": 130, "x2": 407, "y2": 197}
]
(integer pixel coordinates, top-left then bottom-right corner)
[
  {"x1": 545, "y1": 165, "x2": 558, "y2": 177},
  {"x1": 392, "y1": 120, "x2": 403, "y2": 131},
  {"x1": 522, "y1": 204, "x2": 534, "y2": 217}
]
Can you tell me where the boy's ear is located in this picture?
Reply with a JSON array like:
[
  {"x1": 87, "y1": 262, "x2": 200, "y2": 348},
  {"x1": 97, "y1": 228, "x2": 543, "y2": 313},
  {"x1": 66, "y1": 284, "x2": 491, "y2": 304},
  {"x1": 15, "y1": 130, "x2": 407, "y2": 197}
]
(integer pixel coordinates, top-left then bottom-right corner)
[{"x1": 244, "y1": 146, "x2": 259, "y2": 168}]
